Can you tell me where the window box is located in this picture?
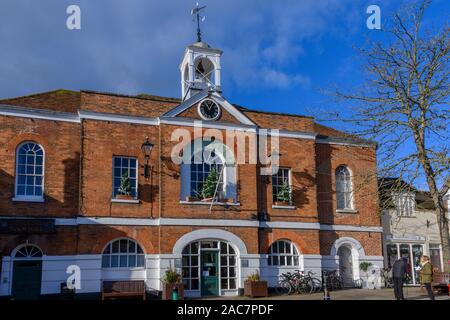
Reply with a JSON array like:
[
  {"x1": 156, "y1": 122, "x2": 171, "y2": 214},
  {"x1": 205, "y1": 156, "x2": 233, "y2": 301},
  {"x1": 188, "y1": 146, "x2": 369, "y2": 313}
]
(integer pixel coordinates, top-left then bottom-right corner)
[
  {"x1": 185, "y1": 196, "x2": 200, "y2": 202},
  {"x1": 336, "y1": 209, "x2": 358, "y2": 214},
  {"x1": 274, "y1": 201, "x2": 291, "y2": 207},
  {"x1": 244, "y1": 280, "x2": 268, "y2": 298},
  {"x1": 115, "y1": 194, "x2": 135, "y2": 201}
]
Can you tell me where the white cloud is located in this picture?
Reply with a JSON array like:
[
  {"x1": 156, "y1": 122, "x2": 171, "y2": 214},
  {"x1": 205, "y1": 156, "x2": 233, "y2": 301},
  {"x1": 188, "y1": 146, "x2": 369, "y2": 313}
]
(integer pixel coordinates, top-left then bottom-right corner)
[
  {"x1": 261, "y1": 68, "x2": 311, "y2": 89},
  {"x1": 0, "y1": 0, "x2": 357, "y2": 98}
]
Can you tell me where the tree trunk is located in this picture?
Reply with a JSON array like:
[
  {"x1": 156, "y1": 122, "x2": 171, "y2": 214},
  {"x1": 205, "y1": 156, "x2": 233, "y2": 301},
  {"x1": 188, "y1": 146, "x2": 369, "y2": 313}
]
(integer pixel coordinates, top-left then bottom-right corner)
[
  {"x1": 415, "y1": 132, "x2": 450, "y2": 272},
  {"x1": 435, "y1": 203, "x2": 450, "y2": 273}
]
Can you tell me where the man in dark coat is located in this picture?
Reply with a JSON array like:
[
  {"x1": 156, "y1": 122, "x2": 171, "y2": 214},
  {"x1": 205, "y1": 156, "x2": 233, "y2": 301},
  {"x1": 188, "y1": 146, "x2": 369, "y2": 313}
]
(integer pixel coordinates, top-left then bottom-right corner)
[{"x1": 392, "y1": 257, "x2": 409, "y2": 300}]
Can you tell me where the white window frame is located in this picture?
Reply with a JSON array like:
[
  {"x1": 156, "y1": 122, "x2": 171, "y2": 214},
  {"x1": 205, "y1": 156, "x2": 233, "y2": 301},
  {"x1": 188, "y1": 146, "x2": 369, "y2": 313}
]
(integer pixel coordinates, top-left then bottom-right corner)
[
  {"x1": 268, "y1": 240, "x2": 300, "y2": 267},
  {"x1": 272, "y1": 168, "x2": 292, "y2": 204},
  {"x1": 189, "y1": 151, "x2": 225, "y2": 199},
  {"x1": 112, "y1": 156, "x2": 139, "y2": 200},
  {"x1": 181, "y1": 240, "x2": 238, "y2": 292},
  {"x1": 101, "y1": 238, "x2": 145, "y2": 269},
  {"x1": 336, "y1": 165, "x2": 354, "y2": 210},
  {"x1": 13, "y1": 141, "x2": 45, "y2": 202},
  {"x1": 393, "y1": 192, "x2": 415, "y2": 217}
]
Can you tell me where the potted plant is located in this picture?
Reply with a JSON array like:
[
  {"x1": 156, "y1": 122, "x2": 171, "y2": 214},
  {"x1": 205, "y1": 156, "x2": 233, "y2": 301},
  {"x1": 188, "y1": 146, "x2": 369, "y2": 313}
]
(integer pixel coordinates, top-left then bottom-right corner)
[
  {"x1": 244, "y1": 270, "x2": 268, "y2": 298},
  {"x1": 162, "y1": 267, "x2": 184, "y2": 300},
  {"x1": 116, "y1": 171, "x2": 134, "y2": 200},
  {"x1": 359, "y1": 261, "x2": 373, "y2": 289},
  {"x1": 200, "y1": 168, "x2": 219, "y2": 202},
  {"x1": 274, "y1": 181, "x2": 292, "y2": 206}
]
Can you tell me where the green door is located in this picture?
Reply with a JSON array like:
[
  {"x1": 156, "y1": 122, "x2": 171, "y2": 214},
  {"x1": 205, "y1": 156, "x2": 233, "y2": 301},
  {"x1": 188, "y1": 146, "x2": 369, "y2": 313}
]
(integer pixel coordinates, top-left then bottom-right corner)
[
  {"x1": 201, "y1": 251, "x2": 219, "y2": 296},
  {"x1": 12, "y1": 260, "x2": 42, "y2": 300}
]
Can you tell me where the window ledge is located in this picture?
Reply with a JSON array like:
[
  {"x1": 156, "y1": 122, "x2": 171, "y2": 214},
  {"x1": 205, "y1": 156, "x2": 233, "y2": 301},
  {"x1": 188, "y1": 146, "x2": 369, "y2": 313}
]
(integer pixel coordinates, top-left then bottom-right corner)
[
  {"x1": 12, "y1": 197, "x2": 44, "y2": 203},
  {"x1": 272, "y1": 205, "x2": 296, "y2": 210},
  {"x1": 336, "y1": 209, "x2": 358, "y2": 214},
  {"x1": 111, "y1": 199, "x2": 140, "y2": 204},
  {"x1": 179, "y1": 200, "x2": 240, "y2": 206}
]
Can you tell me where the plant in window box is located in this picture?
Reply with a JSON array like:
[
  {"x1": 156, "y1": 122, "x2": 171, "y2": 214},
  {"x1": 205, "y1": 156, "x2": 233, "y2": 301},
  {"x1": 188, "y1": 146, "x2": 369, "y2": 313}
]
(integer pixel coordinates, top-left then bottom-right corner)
[
  {"x1": 200, "y1": 168, "x2": 219, "y2": 202},
  {"x1": 244, "y1": 270, "x2": 268, "y2": 297},
  {"x1": 116, "y1": 170, "x2": 133, "y2": 200},
  {"x1": 185, "y1": 195, "x2": 199, "y2": 202},
  {"x1": 161, "y1": 267, "x2": 184, "y2": 300},
  {"x1": 274, "y1": 181, "x2": 292, "y2": 206}
]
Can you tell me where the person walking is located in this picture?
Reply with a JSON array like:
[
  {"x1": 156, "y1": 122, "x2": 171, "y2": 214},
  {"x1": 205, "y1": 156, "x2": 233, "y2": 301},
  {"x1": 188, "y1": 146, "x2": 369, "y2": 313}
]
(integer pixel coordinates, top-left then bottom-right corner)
[
  {"x1": 392, "y1": 257, "x2": 409, "y2": 300},
  {"x1": 418, "y1": 255, "x2": 435, "y2": 300}
]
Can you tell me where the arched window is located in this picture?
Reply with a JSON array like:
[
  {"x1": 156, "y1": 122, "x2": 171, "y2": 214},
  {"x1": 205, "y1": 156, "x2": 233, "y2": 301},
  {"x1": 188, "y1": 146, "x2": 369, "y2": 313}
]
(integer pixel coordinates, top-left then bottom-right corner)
[
  {"x1": 268, "y1": 240, "x2": 299, "y2": 266},
  {"x1": 15, "y1": 142, "x2": 44, "y2": 200},
  {"x1": 14, "y1": 244, "x2": 43, "y2": 259},
  {"x1": 190, "y1": 148, "x2": 224, "y2": 199},
  {"x1": 101, "y1": 238, "x2": 145, "y2": 268},
  {"x1": 180, "y1": 140, "x2": 237, "y2": 202},
  {"x1": 336, "y1": 166, "x2": 353, "y2": 210}
]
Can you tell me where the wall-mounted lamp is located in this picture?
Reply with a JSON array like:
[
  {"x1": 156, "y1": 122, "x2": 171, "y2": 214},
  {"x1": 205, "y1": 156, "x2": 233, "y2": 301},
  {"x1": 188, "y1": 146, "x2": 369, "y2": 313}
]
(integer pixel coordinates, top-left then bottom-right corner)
[{"x1": 141, "y1": 137, "x2": 154, "y2": 181}]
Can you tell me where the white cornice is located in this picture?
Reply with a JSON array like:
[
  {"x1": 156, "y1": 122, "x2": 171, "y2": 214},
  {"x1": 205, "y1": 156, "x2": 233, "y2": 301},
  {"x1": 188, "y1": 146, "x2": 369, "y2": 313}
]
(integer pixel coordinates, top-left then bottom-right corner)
[
  {"x1": 1, "y1": 105, "x2": 376, "y2": 147},
  {"x1": 78, "y1": 110, "x2": 159, "y2": 125},
  {"x1": 268, "y1": 129, "x2": 316, "y2": 140},
  {"x1": 316, "y1": 137, "x2": 376, "y2": 148},
  {"x1": 0, "y1": 216, "x2": 382, "y2": 232},
  {"x1": 320, "y1": 224, "x2": 383, "y2": 233},
  {"x1": 160, "y1": 116, "x2": 257, "y2": 132},
  {"x1": 0, "y1": 104, "x2": 80, "y2": 123}
]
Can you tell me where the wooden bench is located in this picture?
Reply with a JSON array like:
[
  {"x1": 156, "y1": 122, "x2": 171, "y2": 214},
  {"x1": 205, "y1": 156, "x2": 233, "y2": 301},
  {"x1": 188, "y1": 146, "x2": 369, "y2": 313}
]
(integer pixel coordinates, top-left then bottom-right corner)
[{"x1": 101, "y1": 280, "x2": 146, "y2": 300}]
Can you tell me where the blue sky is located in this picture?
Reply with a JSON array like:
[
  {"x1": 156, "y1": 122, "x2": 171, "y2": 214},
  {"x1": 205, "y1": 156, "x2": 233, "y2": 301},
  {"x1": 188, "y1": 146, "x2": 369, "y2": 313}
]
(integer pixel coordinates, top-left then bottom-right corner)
[
  {"x1": 0, "y1": 0, "x2": 448, "y2": 188},
  {"x1": 0, "y1": 0, "x2": 447, "y2": 116}
]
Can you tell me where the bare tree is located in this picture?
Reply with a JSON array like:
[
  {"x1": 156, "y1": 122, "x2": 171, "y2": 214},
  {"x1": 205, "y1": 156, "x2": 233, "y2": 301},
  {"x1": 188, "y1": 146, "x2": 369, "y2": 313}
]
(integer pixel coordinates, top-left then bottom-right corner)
[{"x1": 332, "y1": 1, "x2": 450, "y2": 271}]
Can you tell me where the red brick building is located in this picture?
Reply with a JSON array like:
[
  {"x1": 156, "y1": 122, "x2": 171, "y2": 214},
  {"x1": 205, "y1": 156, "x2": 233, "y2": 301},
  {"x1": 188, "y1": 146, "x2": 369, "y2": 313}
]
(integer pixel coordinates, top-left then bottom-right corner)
[{"x1": 0, "y1": 41, "x2": 382, "y2": 299}]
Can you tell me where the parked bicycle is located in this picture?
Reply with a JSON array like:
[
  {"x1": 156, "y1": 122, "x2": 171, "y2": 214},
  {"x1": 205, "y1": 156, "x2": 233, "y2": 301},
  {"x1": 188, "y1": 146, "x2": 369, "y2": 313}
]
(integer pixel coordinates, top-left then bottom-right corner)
[
  {"x1": 276, "y1": 270, "x2": 322, "y2": 295},
  {"x1": 322, "y1": 270, "x2": 343, "y2": 291}
]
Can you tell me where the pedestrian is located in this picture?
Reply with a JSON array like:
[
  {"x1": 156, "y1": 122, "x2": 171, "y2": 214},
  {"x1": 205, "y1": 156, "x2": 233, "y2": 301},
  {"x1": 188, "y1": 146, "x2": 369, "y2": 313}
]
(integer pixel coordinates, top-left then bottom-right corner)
[
  {"x1": 392, "y1": 257, "x2": 409, "y2": 300},
  {"x1": 418, "y1": 255, "x2": 435, "y2": 300}
]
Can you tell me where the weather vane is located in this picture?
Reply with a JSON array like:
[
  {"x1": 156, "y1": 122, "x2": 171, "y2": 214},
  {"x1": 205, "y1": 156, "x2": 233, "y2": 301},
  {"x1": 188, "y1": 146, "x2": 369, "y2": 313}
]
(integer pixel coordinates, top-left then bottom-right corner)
[{"x1": 191, "y1": 2, "x2": 206, "y2": 42}]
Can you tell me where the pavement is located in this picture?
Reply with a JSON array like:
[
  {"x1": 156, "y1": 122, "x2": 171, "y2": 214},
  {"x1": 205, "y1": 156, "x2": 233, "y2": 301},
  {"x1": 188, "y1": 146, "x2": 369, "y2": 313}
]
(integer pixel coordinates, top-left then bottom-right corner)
[{"x1": 201, "y1": 287, "x2": 450, "y2": 300}]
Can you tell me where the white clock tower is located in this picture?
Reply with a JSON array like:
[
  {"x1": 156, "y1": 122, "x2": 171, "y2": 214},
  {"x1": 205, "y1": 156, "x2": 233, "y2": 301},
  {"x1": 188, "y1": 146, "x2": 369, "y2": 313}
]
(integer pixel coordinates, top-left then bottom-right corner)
[
  {"x1": 180, "y1": 4, "x2": 222, "y2": 101},
  {"x1": 180, "y1": 41, "x2": 223, "y2": 101}
]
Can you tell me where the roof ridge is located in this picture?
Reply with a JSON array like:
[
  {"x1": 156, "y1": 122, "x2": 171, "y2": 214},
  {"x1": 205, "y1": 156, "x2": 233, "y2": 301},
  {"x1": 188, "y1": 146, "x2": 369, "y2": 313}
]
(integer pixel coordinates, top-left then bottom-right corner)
[
  {"x1": 81, "y1": 90, "x2": 181, "y2": 103},
  {"x1": 0, "y1": 89, "x2": 79, "y2": 101}
]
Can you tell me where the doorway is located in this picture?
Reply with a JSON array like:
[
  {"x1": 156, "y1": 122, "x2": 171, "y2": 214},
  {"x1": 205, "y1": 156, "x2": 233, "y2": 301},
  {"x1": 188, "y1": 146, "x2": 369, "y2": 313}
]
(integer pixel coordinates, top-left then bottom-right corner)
[
  {"x1": 12, "y1": 260, "x2": 42, "y2": 300},
  {"x1": 338, "y1": 246, "x2": 354, "y2": 287},
  {"x1": 201, "y1": 251, "x2": 219, "y2": 296},
  {"x1": 11, "y1": 244, "x2": 43, "y2": 300}
]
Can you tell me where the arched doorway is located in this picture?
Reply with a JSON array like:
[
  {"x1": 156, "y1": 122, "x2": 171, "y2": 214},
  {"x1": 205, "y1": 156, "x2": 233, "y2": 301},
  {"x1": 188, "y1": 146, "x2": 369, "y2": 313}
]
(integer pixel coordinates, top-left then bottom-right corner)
[
  {"x1": 338, "y1": 245, "x2": 354, "y2": 287},
  {"x1": 11, "y1": 244, "x2": 43, "y2": 300},
  {"x1": 181, "y1": 240, "x2": 238, "y2": 297}
]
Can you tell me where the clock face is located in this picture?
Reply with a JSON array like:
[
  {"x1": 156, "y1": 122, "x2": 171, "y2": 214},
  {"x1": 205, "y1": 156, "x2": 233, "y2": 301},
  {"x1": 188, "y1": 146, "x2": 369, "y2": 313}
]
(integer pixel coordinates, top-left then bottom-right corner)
[{"x1": 198, "y1": 99, "x2": 221, "y2": 121}]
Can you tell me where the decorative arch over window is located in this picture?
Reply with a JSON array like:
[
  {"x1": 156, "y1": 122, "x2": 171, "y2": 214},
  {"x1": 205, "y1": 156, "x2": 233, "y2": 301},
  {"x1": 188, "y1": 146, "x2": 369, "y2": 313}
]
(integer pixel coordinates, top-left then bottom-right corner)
[
  {"x1": 180, "y1": 140, "x2": 237, "y2": 202},
  {"x1": 13, "y1": 244, "x2": 43, "y2": 259},
  {"x1": 15, "y1": 142, "x2": 44, "y2": 200},
  {"x1": 268, "y1": 240, "x2": 300, "y2": 266},
  {"x1": 336, "y1": 165, "x2": 353, "y2": 210},
  {"x1": 101, "y1": 238, "x2": 145, "y2": 268}
]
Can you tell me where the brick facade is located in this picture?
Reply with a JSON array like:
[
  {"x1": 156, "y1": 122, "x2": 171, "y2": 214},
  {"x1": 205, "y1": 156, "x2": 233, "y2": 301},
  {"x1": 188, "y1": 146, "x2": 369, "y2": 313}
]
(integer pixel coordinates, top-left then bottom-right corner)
[{"x1": 0, "y1": 44, "x2": 383, "y2": 298}]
